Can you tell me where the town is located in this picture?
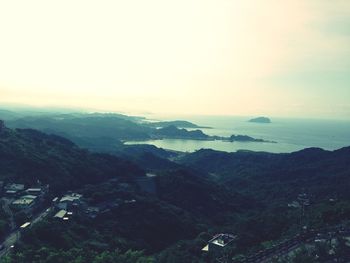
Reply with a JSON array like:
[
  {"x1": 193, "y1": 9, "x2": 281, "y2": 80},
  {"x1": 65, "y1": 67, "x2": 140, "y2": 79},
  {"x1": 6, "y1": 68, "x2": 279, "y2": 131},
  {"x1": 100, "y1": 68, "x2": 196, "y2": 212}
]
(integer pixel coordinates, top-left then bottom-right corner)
[{"x1": 0, "y1": 180, "x2": 138, "y2": 259}]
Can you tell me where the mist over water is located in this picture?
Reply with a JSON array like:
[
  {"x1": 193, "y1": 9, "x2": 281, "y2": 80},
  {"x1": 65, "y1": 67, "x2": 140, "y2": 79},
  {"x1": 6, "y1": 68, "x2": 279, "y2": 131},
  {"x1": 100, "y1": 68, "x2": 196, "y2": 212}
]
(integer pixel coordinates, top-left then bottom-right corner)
[{"x1": 127, "y1": 116, "x2": 350, "y2": 153}]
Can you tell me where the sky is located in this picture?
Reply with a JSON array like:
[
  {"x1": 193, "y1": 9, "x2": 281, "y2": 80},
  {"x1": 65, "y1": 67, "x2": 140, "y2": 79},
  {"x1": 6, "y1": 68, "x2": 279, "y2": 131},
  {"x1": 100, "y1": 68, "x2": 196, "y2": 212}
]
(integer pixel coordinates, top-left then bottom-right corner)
[{"x1": 0, "y1": 0, "x2": 349, "y2": 119}]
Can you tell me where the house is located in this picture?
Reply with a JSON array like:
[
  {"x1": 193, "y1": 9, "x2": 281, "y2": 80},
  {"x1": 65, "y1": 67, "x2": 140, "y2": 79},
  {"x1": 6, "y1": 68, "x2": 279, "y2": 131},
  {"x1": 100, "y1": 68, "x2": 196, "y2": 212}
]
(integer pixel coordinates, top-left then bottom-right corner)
[
  {"x1": 11, "y1": 195, "x2": 37, "y2": 210},
  {"x1": 54, "y1": 209, "x2": 67, "y2": 219},
  {"x1": 202, "y1": 233, "x2": 237, "y2": 256},
  {"x1": 5, "y1": 183, "x2": 25, "y2": 196},
  {"x1": 5, "y1": 190, "x2": 18, "y2": 197},
  {"x1": 57, "y1": 193, "x2": 83, "y2": 210},
  {"x1": 26, "y1": 188, "x2": 43, "y2": 196}
]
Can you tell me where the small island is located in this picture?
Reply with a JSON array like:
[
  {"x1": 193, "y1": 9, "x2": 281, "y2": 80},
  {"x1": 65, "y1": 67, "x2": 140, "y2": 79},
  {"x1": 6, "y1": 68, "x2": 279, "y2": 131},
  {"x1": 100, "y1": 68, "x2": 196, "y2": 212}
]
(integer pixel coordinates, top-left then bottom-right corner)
[{"x1": 249, "y1": 117, "x2": 271, "y2": 124}]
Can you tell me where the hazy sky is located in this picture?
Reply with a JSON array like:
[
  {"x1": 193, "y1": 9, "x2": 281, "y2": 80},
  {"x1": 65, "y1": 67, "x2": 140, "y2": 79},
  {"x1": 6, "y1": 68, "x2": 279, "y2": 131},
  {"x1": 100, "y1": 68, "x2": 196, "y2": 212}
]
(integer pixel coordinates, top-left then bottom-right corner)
[{"x1": 0, "y1": 0, "x2": 349, "y2": 118}]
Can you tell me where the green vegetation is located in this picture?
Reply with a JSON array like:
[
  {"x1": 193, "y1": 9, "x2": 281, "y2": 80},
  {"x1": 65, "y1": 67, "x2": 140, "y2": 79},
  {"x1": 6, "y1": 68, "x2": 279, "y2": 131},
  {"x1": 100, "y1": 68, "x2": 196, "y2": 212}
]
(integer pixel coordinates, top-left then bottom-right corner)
[
  {"x1": 0, "y1": 125, "x2": 144, "y2": 192},
  {"x1": 1, "y1": 117, "x2": 350, "y2": 262}
]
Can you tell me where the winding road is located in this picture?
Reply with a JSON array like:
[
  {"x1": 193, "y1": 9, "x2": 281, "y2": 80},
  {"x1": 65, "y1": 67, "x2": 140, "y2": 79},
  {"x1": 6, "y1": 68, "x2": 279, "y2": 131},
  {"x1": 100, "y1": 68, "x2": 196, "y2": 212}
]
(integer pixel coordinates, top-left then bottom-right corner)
[{"x1": 0, "y1": 207, "x2": 51, "y2": 258}]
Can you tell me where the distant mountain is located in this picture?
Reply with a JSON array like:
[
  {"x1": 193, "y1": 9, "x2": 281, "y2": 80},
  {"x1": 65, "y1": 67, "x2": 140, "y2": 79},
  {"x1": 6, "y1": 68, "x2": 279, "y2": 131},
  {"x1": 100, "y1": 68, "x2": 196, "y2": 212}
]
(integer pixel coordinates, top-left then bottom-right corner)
[
  {"x1": 249, "y1": 117, "x2": 271, "y2": 123},
  {"x1": 3, "y1": 111, "x2": 275, "y2": 155},
  {"x1": 147, "y1": 120, "x2": 211, "y2": 129},
  {"x1": 0, "y1": 109, "x2": 23, "y2": 120},
  {"x1": 6, "y1": 114, "x2": 152, "y2": 152}
]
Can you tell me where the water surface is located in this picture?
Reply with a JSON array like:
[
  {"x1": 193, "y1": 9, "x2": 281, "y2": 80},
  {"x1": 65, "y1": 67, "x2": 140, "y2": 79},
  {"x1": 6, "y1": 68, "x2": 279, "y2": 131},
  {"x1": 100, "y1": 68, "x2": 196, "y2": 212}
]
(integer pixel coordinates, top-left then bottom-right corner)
[{"x1": 127, "y1": 116, "x2": 350, "y2": 153}]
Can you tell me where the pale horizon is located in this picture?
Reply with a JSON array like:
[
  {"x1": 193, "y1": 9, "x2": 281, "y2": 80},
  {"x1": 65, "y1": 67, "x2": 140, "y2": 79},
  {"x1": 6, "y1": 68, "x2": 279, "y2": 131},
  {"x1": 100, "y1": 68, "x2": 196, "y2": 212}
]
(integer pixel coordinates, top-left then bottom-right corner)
[{"x1": 1, "y1": 0, "x2": 350, "y2": 119}]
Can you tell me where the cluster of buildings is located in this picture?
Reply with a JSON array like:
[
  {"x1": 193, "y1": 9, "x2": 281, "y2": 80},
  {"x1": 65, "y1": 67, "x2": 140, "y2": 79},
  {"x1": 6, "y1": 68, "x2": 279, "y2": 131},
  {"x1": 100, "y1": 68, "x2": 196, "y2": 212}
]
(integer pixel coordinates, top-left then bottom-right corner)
[
  {"x1": 0, "y1": 182, "x2": 49, "y2": 214},
  {"x1": 51, "y1": 191, "x2": 138, "y2": 221},
  {"x1": 52, "y1": 193, "x2": 83, "y2": 221}
]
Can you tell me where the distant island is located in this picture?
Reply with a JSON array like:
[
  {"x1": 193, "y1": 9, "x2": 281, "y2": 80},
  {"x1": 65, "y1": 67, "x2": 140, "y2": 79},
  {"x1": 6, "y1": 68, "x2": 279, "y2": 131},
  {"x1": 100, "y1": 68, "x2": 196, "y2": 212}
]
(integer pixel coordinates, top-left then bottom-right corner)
[{"x1": 249, "y1": 117, "x2": 271, "y2": 123}]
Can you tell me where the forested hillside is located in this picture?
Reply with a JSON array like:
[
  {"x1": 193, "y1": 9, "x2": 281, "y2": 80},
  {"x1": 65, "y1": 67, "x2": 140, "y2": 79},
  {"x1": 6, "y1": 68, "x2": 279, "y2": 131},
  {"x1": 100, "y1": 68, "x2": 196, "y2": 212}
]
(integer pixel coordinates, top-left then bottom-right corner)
[{"x1": 1, "y1": 120, "x2": 350, "y2": 262}]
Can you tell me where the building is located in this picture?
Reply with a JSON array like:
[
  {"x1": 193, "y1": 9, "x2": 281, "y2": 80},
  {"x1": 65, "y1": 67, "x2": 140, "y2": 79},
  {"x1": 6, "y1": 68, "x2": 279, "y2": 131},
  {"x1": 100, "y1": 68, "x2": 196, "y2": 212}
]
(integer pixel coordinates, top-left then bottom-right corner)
[
  {"x1": 57, "y1": 193, "x2": 83, "y2": 210},
  {"x1": 54, "y1": 209, "x2": 67, "y2": 219},
  {"x1": 11, "y1": 195, "x2": 37, "y2": 210},
  {"x1": 26, "y1": 188, "x2": 43, "y2": 196},
  {"x1": 5, "y1": 183, "x2": 25, "y2": 196},
  {"x1": 202, "y1": 233, "x2": 237, "y2": 256},
  {"x1": 5, "y1": 190, "x2": 18, "y2": 197}
]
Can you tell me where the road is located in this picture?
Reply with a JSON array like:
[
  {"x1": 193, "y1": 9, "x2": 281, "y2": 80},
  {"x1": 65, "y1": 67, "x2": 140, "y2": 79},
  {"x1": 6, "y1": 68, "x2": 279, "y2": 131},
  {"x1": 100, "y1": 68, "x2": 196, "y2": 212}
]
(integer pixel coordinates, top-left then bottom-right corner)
[{"x1": 0, "y1": 207, "x2": 52, "y2": 258}]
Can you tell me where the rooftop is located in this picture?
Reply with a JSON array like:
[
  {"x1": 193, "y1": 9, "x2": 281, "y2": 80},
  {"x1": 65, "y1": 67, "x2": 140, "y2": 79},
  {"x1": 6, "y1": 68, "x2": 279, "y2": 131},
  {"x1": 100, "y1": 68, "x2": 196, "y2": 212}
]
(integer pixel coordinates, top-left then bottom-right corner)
[
  {"x1": 26, "y1": 188, "x2": 42, "y2": 192},
  {"x1": 12, "y1": 195, "x2": 37, "y2": 206},
  {"x1": 54, "y1": 210, "x2": 67, "y2": 219},
  {"x1": 5, "y1": 184, "x2": 25, "y2": 191},
  {"x1": 22, "y1": 195, "x2": 37, "y2": 199},
  {"x1": 12, "y1": 198, "x2": 34, "y2": 206},
  {"x1": 201, "y1": 245, "x2": 209, "y2": 251},
  {"x1": 60, "y1": 193, "x2": 82, "y2": 203},
  {"x1": 6, "y1": 190, "x2": 17, "y2": 194},
  {"x1": 209, "y1": 234, "x2": 237, "y2": 247}
]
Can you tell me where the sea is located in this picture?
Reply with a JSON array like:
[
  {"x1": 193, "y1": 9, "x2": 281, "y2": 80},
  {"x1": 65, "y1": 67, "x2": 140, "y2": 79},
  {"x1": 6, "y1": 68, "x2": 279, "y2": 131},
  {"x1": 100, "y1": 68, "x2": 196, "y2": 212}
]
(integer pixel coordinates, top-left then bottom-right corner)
[{"x1": 126, "y1": 115, "x2": 350, "y2": 153}]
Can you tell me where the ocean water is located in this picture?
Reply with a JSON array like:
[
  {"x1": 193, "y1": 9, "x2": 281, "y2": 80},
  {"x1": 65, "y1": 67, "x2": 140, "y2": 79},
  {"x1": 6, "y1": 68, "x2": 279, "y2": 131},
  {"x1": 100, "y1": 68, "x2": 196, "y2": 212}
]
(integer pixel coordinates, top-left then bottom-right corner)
[{"x1": 126, "y1": 116, "x2": 350, "y2": 153}]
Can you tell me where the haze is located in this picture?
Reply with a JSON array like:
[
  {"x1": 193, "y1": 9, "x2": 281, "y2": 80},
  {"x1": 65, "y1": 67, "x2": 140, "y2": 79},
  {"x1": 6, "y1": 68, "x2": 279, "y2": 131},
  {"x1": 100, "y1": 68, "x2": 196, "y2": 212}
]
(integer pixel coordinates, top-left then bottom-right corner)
[{"x1": 0, "y1": 0, "x2": 349, "y2": 119}]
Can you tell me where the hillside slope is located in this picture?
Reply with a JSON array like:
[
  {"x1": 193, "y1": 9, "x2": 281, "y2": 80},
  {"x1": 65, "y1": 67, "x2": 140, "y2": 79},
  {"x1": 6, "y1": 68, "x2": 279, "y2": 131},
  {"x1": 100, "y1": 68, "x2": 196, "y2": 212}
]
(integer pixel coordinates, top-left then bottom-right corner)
[
  {"x1": 0, "y1": 121, "x2": 144, "y2": 192},
  {"x1": 178, "y1": 147, "x2": 350, "y2": 201}
]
